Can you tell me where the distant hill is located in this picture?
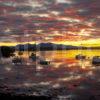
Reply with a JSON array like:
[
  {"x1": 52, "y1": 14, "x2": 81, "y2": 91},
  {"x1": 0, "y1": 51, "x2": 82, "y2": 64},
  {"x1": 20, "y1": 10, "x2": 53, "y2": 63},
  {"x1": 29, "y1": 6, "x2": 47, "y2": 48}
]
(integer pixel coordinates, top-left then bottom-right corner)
[{"x1": 14, "y1": 43, "x2": 100, "y2": 51}]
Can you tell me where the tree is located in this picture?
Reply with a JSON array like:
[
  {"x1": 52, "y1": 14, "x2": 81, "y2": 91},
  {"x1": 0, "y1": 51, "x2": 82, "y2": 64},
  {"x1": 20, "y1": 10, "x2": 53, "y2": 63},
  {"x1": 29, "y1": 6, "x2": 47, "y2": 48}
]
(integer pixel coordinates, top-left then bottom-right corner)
[{"x1": 0, "y1": 46, "x2": 15, "y2": 58}]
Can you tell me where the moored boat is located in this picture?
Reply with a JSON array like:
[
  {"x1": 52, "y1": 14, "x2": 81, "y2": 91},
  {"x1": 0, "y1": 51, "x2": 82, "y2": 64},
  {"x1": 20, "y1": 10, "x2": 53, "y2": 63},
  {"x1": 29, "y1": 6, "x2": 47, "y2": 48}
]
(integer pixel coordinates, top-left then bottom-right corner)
[
  {"x1": 92, "y1": 56, "x2": 100, "y2": 66},
  {"x1": 76, "y1": 54, "x2": 86, "y2": 60}
]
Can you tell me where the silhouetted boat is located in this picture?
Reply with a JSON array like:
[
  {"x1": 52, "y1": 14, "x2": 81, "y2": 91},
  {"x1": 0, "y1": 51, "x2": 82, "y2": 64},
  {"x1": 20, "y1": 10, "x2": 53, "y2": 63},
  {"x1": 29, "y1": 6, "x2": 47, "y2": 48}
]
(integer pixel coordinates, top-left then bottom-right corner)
[
  {"x1": 92, "y1": 56, "x2": 100, "y2": 66},
  {"x1": 76, "y1": 54, "x2": 86, "y2": 60}
]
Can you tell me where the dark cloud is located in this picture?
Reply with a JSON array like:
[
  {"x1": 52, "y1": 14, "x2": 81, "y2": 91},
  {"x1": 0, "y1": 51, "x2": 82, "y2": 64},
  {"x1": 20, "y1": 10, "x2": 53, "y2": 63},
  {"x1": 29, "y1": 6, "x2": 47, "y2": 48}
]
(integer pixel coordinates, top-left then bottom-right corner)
[
  {"x1": 14, "y1": 6, "x2": 33, "y2": 12},
  {"x1": 0, "y1": 0, "x2": 100, "y2": 42}
]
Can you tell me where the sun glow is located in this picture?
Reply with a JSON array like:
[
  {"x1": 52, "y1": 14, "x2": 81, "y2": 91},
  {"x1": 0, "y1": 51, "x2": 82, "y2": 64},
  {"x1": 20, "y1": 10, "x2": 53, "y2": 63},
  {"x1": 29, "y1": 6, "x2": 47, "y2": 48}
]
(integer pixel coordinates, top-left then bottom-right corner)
[{"x1": 0, "y1": 38, "x2": 100, "y2": 47}]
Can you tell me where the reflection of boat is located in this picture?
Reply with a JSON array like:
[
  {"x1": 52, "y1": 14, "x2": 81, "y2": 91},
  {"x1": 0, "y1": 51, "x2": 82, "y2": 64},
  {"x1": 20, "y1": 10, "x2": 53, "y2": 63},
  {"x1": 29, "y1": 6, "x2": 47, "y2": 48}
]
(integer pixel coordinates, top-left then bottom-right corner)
[
  {"x1": 12, "y1": 57, "x2": 23, "y2": 65},
  {"x1": 29, "y1": 53, "x2": 37, "y2": 61},
  {"x1": 39, "y1": 60, "x2": 50, "y2": 65},
  {"x1": 18, "y1": 51, "x2": 23, "y2": 56},
  {"x1": 76, "y1": 54, "x2": 86, "y2": 60},
  {"x1": 29, "y1": 53, "x2": 50, "y2": 65},
  {"x1": 92, "y1": 56, "x2": 100, "y2": 66}
]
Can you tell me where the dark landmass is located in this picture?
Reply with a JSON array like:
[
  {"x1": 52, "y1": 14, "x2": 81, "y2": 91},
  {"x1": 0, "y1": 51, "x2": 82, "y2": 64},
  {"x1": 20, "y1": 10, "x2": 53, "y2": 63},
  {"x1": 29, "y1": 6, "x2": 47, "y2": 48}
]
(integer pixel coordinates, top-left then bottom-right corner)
[
  {"x1": 0, "y1": 43, "x2": 100, "y2": 52},
  {"x1": 0, "y1": 46, "x2": 15, "y2": 58},
  {"x1": 0, "y1": 93, "x2": 51, "y2": 100},
  {"x1": 14, "y1": 43, "x2": 100, "y2": 51}
]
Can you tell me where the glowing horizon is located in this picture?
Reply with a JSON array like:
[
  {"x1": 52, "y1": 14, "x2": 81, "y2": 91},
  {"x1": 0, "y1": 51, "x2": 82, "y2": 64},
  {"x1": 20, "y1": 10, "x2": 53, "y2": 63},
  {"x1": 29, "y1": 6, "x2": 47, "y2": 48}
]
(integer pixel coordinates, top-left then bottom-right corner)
[{"x1": 0, "y1": 38, "x2": 100, "y2": 47}]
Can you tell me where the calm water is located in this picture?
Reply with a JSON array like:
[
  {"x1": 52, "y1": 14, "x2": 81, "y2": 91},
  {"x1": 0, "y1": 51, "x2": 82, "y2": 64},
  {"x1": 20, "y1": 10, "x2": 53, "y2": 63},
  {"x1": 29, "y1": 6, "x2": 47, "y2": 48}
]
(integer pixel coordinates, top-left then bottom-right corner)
[
  {"x1": 16, "y1": 50, "x2": 100, "y2": 59},
  {"x1": 37, "y1": 50, "x2": 100, "y2": 59},
  {"x1": 15, "y1": 50, "x2": 100, "y2": 68}
]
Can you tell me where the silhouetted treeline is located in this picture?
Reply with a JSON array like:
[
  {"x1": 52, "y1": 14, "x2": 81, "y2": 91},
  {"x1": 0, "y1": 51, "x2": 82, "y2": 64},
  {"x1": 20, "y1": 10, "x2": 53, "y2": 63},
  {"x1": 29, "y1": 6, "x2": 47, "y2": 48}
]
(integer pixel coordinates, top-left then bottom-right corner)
[
  {"x1": 0, "y1": 46, "x2": 15, "y2": 58},
  {"x1": 16, "y1": 43, "x2": 100, "y2": 51}
]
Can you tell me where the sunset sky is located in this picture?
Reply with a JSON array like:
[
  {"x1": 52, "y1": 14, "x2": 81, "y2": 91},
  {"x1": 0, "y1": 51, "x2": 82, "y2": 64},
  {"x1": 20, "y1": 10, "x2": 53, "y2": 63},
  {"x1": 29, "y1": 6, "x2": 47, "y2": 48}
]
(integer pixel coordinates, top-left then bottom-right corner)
[{"x1": 0, "y1": 0, "x2": 100, "y2": 47}]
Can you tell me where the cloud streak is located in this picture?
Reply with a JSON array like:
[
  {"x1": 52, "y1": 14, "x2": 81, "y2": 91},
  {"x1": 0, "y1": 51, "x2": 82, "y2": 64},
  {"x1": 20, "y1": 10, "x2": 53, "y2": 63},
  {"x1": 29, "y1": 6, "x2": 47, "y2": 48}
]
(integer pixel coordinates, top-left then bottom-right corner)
[{"x1": 0, "y1": 0, "x2": 100, "y2": 46}]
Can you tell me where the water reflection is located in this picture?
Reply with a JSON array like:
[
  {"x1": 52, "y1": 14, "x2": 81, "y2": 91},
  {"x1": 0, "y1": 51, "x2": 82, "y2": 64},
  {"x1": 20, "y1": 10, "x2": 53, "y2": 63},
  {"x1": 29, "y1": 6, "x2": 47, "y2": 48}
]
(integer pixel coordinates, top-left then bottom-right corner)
[
  {"x1": 0, "y1": 50, "x2": 100, "y2": 97},
  {"x1": 0, "y1": 50, "x2": 100, "y2": 72}
]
